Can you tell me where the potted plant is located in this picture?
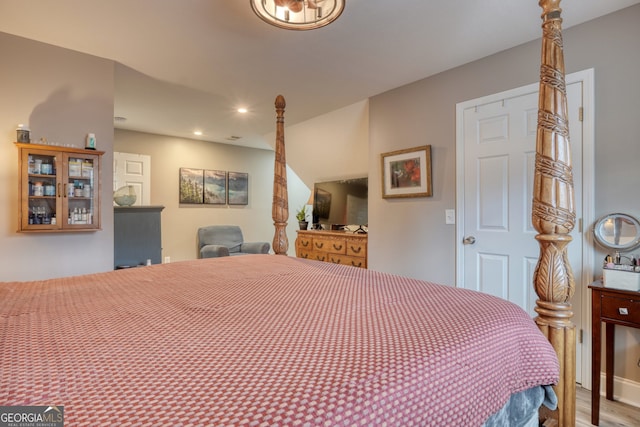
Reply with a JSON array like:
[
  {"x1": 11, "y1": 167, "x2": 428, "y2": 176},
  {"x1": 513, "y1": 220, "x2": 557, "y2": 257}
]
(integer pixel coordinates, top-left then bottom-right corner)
[{"x1": 296, "y1": 205, "x2": 309, "y2": 230}]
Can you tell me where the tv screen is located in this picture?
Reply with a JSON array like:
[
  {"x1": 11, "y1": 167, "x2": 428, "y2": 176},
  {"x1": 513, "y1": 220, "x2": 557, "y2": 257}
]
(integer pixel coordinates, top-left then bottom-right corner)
[{"x1": 312, "y1": 177, "x2": 368, "y2": 228}]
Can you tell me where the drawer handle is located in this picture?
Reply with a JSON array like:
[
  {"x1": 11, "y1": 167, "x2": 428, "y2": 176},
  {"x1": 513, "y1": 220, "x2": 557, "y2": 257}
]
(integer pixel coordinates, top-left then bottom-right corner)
[
  {"x1": 316, "y1": 255, "x2": 325, "y2": 261},
  {"x1": 300, "y1": 254, "x2": 308, "y2": 259},
  {"x1": 619, "y1": 307, "x2": 629, "y2": 315},
  {"x1": 332, "y1": 243, "x2": 343, "y2": 250},
  {"x1": 315, "y1": 242, "x2": 324, "y2": 249},
  {"x1": 301, "y1": 241, "x2": 309, "y2": 247},
  {"x1": 331, "y1": 257, "x2": 341, "y2": 264},
  {"x1": 350, "y1": 246, "x2": 362, "y2": 254},
  {"x1": 351, "y1": 261, "x2": 362, "y2": 267}
]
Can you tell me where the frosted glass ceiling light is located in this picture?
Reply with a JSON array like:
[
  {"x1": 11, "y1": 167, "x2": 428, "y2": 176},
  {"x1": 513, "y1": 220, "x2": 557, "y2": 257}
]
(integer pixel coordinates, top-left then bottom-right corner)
[{"x1": 250, "y1": 0, "x2": 345, "y2": 31}]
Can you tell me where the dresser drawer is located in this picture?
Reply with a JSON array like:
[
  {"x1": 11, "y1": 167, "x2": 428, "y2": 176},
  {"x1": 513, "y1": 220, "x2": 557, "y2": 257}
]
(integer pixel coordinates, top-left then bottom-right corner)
[
  {"x1": 297, "y1": 236, "x2": 312, "y2": 249},
  {"x1": 312, "y1": 237, "x2": 347, "y2": 254},
  {"x1": 600, "y1": 295, "x2": 640, "y2": 324},
  {"x1": 346, "y1": 240, "x2": 366, "y2": 258},
  {"x1": 326, "y1": 253, "x2": 366, "y2": 268},
  {"x1": 296, "y1": 248, "x2": 314, "y2": 260}
]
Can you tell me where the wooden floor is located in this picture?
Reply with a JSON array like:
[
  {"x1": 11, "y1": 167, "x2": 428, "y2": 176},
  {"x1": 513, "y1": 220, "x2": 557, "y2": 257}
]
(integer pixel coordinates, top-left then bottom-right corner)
[{"x1": 576, "y1": 386, "x2": 640, "y2": 426}]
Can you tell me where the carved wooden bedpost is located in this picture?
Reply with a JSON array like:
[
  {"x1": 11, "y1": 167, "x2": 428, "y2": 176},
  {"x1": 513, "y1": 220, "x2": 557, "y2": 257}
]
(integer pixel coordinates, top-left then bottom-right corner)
[
  {"x1": 533, "y1": 1, "x2": 576, "y2": 425},
  {"x1": 272, "y1": 95, "x2": 289, "y2": 255}
]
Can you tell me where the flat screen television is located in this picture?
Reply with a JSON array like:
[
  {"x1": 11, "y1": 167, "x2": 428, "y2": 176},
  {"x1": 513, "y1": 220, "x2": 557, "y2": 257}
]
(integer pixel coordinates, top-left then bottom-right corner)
[{"x1": 312, "y1": 177, "x2": 368, "y2": 231}]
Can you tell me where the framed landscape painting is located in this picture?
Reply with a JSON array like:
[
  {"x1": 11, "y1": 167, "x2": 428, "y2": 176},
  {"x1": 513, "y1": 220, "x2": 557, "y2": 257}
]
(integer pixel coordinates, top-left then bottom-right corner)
[
  {"x1": 228, "y1": 172, "x2": 248, "y2": 205},
  {"x1": 204, "y1": 170, "x2": 227, "y2": 204},
  {"x1": 179, "y1": 168, "x2": 204, "y2": 204},
  {"x1": 381, "y1": 145, "x2": 432, "y2": 198}
]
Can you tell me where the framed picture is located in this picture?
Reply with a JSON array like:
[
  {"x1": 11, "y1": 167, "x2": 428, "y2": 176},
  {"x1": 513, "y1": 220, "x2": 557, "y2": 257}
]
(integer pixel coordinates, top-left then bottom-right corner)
[
  {"x1": 179, "y1": 168, "x2": 204, "y2": 204},
  {"x1": 228, "y1": 172, "x2": 249, "y2": 205},
  {"x1": 204, "y1": 170, "x2": 227, "y2": 204},
  {"x1": 381, "y1": 145, "x2": 432, "y2": 198}
]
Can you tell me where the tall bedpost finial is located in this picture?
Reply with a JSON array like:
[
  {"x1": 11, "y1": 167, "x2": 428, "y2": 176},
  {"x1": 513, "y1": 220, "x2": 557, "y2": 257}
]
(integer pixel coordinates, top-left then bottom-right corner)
[
  {"x1": 272, "y1": 95, "x2": 289, "y2": 255},
  {"x1": 533, "y1": 1, "x2": 576, "y2": 425}
]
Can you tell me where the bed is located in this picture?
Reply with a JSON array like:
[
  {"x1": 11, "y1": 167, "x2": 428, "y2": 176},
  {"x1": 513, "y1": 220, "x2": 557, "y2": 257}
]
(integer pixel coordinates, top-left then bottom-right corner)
[
  {"x1": 1, "y1": 256, "x2": 558, "y2": 426},
  {"x1": 1, "y1": 1, "x2": 577, "y2": 425}
]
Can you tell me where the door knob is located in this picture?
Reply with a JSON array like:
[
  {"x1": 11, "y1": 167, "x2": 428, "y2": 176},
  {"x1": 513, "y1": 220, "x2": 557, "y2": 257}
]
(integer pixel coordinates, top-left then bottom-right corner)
[{"x1": 463, "y1": 236, "x2": 476, "y2": 245}]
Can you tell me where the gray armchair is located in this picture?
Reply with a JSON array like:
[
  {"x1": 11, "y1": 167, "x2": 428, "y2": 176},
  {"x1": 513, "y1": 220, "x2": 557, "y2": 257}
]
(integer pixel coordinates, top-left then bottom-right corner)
[{"x1": 198, "y1": 225, "x2": 270, "y2": 258}]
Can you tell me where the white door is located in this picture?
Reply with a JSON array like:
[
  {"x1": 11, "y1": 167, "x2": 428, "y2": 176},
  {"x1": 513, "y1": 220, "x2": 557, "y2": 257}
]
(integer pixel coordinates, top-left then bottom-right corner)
[
  {"x1": 113, "y1": 152, "x2": 151, "y2": 206},
  {"x1": 456, "y1": 71, "x2": 594, "y2": 385}
]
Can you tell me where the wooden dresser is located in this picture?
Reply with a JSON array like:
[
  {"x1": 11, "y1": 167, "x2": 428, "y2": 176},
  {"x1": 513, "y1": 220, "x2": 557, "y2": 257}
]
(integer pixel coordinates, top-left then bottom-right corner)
[{"x1": 296, "y1": 230, "x2": 367, "y2": 268}]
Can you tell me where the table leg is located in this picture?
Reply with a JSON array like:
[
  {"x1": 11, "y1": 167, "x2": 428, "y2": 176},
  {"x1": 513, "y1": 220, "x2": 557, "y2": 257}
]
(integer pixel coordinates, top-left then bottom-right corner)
[
  {"x1": 605, "y1": 322, "x2": 615, "y2": 401},
  {"x1": 591, "y1": 293, "x2": 602, "y2": 426}
]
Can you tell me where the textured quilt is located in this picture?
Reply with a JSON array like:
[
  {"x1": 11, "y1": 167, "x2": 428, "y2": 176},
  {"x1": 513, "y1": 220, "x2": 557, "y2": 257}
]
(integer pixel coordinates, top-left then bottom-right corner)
[{"x1": 0, "y1": 255, "x2": 558, "y2": 426}]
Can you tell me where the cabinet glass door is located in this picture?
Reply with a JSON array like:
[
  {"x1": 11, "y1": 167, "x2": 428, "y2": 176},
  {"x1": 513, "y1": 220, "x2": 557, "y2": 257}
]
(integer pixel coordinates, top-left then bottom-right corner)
[
  {"x1": 64, "y1": 155, "x2": 97, "y2": 228},
  {"x1": 25, "y1": 151, "x2": 59, "y2": 229}
]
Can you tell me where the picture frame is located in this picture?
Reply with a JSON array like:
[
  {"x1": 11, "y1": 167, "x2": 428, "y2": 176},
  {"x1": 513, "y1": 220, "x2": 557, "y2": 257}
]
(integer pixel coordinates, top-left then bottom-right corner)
[
  {"x1": 381, "y1": 145, "x2": 432, "y2": 198},
  {"x1": 179, "y1": 167, "x2": 204, "y2": 204},
  {"x1": 204, "y1": 170, "x2": 227, "y2": 204},
  {"x1": 227, "y1": 171, "x2": 249, "y2": 205}
]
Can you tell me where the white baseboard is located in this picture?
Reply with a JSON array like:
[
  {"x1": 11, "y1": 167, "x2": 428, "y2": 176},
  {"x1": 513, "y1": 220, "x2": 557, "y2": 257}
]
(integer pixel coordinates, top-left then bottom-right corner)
[{"x1": 599, "y1": 373, "x2": 640, "y2": 408}]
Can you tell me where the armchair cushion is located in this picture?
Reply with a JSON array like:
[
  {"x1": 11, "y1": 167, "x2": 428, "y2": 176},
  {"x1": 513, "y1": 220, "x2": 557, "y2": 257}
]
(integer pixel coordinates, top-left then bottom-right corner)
[
  {"x1": 200, "y1": 245, "x2": 230, "y2": 259},
  {"x1": 198, "y1": 225, "x2": 270, "y2": 258}
]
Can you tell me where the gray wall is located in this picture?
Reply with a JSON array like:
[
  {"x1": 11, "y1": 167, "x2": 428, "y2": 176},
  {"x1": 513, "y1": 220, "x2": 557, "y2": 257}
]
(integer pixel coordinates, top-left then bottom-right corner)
[
  {"x1": 0, "y1": 32, "x2": 115, "y2": 281},
  {"x1": 368, "y1": 5, "x2": 640, "y2": 383}
]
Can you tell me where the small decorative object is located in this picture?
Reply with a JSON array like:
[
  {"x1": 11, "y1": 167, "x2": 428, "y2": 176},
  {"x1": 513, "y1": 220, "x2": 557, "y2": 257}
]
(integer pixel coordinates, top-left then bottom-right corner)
[
  {"x1": 381, "y1": 145, "x2": 432, "y2": 198},
  {"x1": 296, "y1": 205, "x2": 308, "y2": 230},
  {"x1": 16, "y1": 124, "x2": 30, "y2": 143},
  {"x1": 113, "y1": 185, "x2": 137, "y2": 206},
  {"x1": 86, "y1": 133, "x2": 96, "y2": 150}
]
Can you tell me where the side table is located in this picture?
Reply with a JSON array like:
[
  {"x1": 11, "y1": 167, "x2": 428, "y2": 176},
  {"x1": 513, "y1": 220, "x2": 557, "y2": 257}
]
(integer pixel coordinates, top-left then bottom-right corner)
[{"x1": 589, "y1": 281, "x2": 640, "y2": 426}]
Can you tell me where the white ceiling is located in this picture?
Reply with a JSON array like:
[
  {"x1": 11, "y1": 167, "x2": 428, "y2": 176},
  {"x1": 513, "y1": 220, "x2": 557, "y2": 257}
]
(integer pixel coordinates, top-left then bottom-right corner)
[{"x1": 1, "y1": 0, "x2": 638, "y2": 150}]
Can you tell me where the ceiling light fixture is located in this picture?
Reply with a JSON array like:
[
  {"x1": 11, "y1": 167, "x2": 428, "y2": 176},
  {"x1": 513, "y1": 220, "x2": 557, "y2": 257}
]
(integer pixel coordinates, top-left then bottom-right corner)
[
  {"x1": 250, "y1": 0, "x2": 345, "y2": 31},
  {"x1": 194, "y1": 131, "x2": 203, "y2": 136},
  {"x1": 237, "y1": 108, "x2": 248, "y2": 113}
]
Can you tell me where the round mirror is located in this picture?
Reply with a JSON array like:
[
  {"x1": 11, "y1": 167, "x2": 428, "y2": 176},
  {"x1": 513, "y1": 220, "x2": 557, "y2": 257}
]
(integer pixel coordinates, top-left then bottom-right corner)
[{"x1": 593, "y1": 213, "x2": 640, "y2": 250}]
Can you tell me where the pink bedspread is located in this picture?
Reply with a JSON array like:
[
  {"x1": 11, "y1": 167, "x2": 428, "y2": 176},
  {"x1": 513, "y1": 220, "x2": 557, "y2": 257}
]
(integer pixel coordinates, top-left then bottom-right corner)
[{"x1": 1, "y1": 255, "x2": 558, "y2": 426}]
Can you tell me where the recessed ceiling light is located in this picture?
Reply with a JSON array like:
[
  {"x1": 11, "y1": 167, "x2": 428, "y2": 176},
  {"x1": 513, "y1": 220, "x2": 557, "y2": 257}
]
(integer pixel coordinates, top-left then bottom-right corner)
[
  {"x1": 237, "y1": 108, "x2": 248, "y2": 114},
  {"x1": 193, "y1": 130, "x2": 203, "y2": 136}
]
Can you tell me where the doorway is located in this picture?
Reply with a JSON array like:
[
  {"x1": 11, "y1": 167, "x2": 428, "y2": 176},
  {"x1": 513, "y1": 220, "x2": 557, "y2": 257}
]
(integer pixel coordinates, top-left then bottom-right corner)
[
  {"x1": 455, "y1": 69, "x2": 595, "y2": 386},
  {"x1": 113, "y1": 152, "x2": 151, "y2": 206}
]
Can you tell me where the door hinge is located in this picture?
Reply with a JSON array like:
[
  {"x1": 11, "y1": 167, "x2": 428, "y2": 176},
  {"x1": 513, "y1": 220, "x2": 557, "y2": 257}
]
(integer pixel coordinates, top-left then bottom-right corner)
[
  {"x1": 578, "y1": 107, "x2": 584, "y2": 122},
  {"x1": 578, "y1": 218, "x2": 583, "y2": 233},
  {"x1": 578, "y1": 329, "x2": 583, "y2": 344}
]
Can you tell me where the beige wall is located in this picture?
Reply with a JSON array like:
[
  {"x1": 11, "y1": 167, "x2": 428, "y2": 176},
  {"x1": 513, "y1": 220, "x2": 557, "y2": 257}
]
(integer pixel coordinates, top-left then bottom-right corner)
[
  {"x1": 271, "y1": 100, "x2": 370, "y2": 186},
  {"x1": 115, "y1": 129, "x2": 291, "y2": 260},
  {"x1": 0, "y1": 32, "x2": 114, "y2": 281},
  {"x1": 113, "y1": 99, "x2": 369, "y2": 261}
]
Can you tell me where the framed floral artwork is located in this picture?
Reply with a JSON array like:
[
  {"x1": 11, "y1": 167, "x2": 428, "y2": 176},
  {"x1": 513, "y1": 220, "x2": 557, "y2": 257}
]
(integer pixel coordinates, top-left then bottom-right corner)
[{"x1": 381, "y1": 145, "x2": 432, "y2": 198}]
